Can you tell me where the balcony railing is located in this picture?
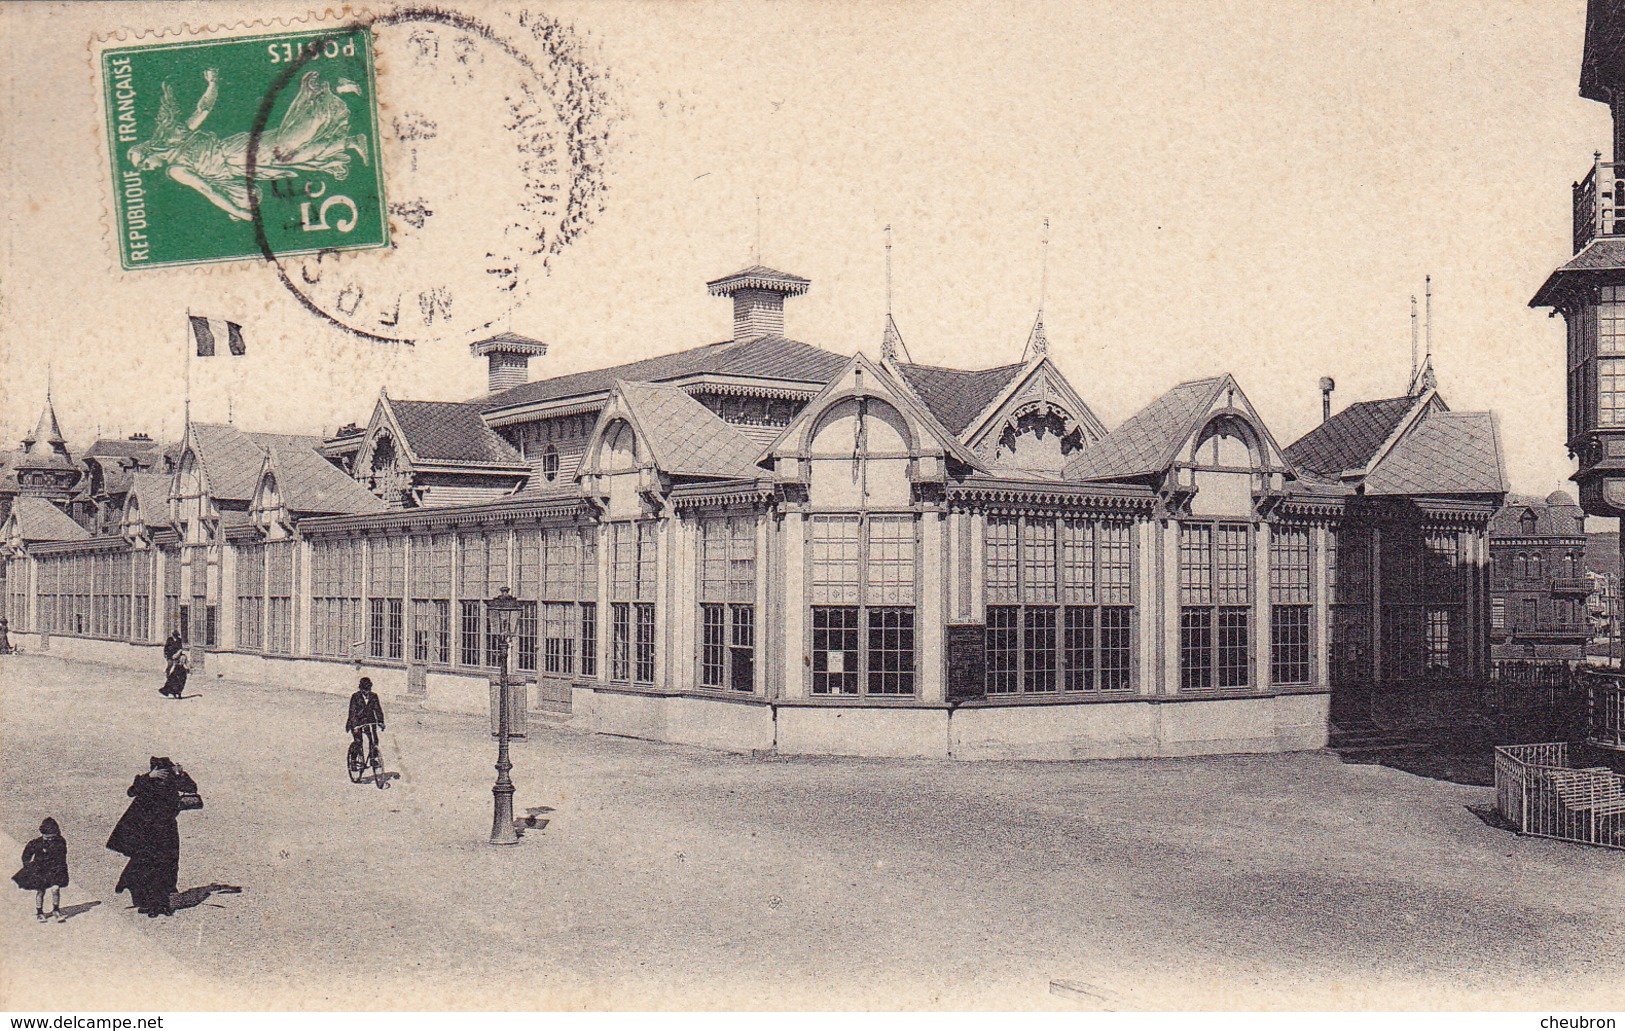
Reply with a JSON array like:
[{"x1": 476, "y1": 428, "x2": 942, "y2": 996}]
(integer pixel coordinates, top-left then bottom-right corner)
[
  {"x1": 1575, "y1": 155, "x2": 1624, "y2": 252},
  {"x1": 1552, "y1": 577, "x2": 1594, "y2": 594}
]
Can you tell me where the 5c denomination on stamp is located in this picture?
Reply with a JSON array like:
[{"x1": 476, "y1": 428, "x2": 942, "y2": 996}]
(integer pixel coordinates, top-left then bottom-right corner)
[{"x1": 101, "y1": 27, "x2": 389, "y2": 270}]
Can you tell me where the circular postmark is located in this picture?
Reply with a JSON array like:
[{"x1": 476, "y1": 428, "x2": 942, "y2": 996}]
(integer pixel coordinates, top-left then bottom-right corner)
[{"x1": 249, "y1": 7, "x2": 616, "y2": 346}]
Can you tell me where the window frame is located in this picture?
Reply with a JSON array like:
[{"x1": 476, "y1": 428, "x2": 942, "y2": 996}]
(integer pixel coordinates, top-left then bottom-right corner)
[
  {"x1": 982, "y1": 514, "x2": 1137, "y2": 697},
  {"x1": 1179, "y1": 520, "x2": 1255, "y2": 692},
  {"x1": 806, "y1": 512, "x2": 920, "y2": 698}
]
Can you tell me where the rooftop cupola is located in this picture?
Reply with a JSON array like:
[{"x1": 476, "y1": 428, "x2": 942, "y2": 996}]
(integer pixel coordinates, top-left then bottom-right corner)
[
  {"x1": 705, "y1": 265, "x2": 810, "y2": 341},
  {"x1": 470, "y1": 332, "x2": 549, "y2": 395}
]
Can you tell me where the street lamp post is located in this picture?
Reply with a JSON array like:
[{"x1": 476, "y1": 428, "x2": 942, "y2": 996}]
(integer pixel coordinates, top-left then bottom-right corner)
[{"x1": 486, "y1": 586, "x2": 525, "y2": 846}]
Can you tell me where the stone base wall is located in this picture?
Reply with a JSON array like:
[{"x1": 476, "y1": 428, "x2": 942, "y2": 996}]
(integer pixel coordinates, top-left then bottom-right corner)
[{"x1": 12, "y1": 634, "x2": 1329, "y2": 760}]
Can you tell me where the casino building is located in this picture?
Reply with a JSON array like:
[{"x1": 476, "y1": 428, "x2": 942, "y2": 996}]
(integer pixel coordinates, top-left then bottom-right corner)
[{"x1": 1, "y1": 263, "x2": 1507, "y2": 759}]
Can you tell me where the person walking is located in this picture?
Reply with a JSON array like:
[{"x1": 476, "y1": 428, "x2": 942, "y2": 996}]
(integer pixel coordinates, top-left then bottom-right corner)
[
  {"x1": 162, "y1": 630, "x2": 182, "y2": 662},
  {"x1": 0, "y1": 616, "x2": 14, "y2": 655},
  {"x1": 12, "y1": 817, "x2": 69, "y2": 922},
  {"x1": 160, "y1": 649, "x2": 190, "y2": 699},
  {"x1": 107, "y1": 758, "x2": 197, "y2": 917}
]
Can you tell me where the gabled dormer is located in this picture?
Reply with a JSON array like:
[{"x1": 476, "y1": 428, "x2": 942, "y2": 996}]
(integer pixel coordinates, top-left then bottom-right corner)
[
  {"x1": 578, "y1": 380, "x2": 766, "y2": 518},
  {"x1": 354, "y1": 393, "x2": 528, "y2": 509},
  {"x1": 763, "y1": 353, "x2": 985, "y2": 507},
  {"x1": 251, "y1": 446, "x2": 386, "y2": 537},
  {"x1": 1066, "y1": 374, "x2": 1295, "y2": 517}
]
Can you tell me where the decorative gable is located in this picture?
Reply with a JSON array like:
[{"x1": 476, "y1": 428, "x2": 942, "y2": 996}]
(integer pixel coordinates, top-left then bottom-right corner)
[
  {"x1": 765, "y1": 354, "x2": 983, "y2": 507},
  {"x1": 354, "y1": 397, "x2": 418, "y2": 508},
  {"x1": 961, "y1": 359, "x2": 1109, "y2": 474}
]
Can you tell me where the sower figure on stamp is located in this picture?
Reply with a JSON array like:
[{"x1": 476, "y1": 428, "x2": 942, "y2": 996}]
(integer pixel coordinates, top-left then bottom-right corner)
[{"x1": 128, "y1": 68, "x2": 370, "y2": 223}]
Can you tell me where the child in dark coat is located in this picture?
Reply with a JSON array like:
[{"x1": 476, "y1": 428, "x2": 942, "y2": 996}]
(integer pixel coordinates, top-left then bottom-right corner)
[{"x1": 13, "y1": 818, "x2": 69, "y2": 922}]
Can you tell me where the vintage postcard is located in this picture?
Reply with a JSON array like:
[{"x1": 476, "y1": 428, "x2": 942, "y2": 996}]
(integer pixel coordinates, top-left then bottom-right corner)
[{"x1": 1, "y1": 0, "x2": 1622, "y2": 1020}]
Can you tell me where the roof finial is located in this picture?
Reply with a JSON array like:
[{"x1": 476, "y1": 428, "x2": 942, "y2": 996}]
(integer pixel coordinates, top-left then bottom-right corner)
[
  {"x1": 1022, "y1": 219, "x2": 1051, "y2": 362},
  {"x1": 753, "y1": 192, "x2": 762, "y2": 264},
  {"x1": 1425, "y1": 274, "x2": 1433, "y2": 365},
  {"x1": 880, "y1": 224, "x2": 910, "y2": 364},
  {"x1": 885, "y1": 224, "x2": 893, "y2": 318},
  {"x1": 1410, "y1": 293, "x2": 1419, "y2": 390},
  {"x1": 1039, "y1": 216, "x2": 1050, "y2": 314},
  {"x1": 1409, "y1": 276, "x2": 1437, "y2": 396}
]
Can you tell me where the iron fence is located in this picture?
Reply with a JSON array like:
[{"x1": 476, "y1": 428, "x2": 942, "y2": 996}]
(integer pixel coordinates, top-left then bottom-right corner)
[
  {"x1": 1494, "y1": 741, "x2": 1625, "y2": 850},
  {"x1": 1584, "y1": 669, "x2": 1625, "y2": 750}
]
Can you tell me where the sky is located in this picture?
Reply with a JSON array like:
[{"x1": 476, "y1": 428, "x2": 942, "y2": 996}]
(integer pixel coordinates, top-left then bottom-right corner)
[{"x1": 0, "y1": 0, "x2": 1608, "y2": 506}]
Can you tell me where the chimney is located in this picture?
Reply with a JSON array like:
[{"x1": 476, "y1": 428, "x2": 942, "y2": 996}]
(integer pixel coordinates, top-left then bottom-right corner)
[
  {"x1": 706, "y1": 265, "x2": 811, "y2": 341},
  {"x1": 470, "y1": 333, "x2": 549, "y2": 395},
  {"x1": 1319, "y1": 376, "x2": 1336, "y2": 423}
]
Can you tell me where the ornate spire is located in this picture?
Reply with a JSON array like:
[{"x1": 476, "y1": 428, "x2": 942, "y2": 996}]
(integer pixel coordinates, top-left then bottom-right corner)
[
  {"x1": 24, "y1": 394, "x2": 66, "y2": 452},
  {"x1": 1021, "y1": 218, "x2": 1051, "y2": 362},
  {"x1": 1024, "y1": 311, "x2": 1049, "y2": 360},
  {"x1": 881, "y1": 315, "x2": 908, "y2": 364}
]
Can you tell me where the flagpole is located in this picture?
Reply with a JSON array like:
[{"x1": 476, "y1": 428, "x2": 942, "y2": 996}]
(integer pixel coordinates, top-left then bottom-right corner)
[{"x1": 184, "y1": 308, "x2": 193, "y2": 436}]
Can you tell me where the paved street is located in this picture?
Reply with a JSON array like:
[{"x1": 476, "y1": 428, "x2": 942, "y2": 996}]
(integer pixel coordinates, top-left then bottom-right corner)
[{"x1": 1, "y1": 653, "x2": 1621, "y2": 1012}]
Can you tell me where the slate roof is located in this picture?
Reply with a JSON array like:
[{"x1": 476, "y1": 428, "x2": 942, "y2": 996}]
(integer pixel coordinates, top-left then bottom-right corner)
[
  {"x1": 189, "y1": 424, "x2": 324, "y2": 502},
  {"x1": 129, "y1": 473, "x2": 172, "y2": 528},
  {"x1": 1490, "y1": 492, "x2": 1586, "y2": 538},
  {"x1": 1531, "y1": 238, "x2": 1625, "y2": 306},
  {"x1": 388, "y1": 400, "x2": 523, "y2": 466},
  {"x1": 892, "y1": 361, "x2": 1027, "y2": 435},
  {"x1": 705, "y1": 265, "x2": 812, "y2": 296},
  {"x1": 614, "y1": 381, "x2": 765, "y2": 479},
  {"x1": 1284, "y1": 395, "x2": 1425, "y2": 479},
  {"x1": 6, "y1": 496, "x2": 88, "y2": 542},
  {"x1": 1362, "y1": 412, "x2": 1507, "y2": 496},
  {"x1": 1063, "y1": 377, "x2": 1223, "y2": 482},
  {"x1": 267, "y1": 448, "x2": 386, "y2": 516},
  {"x1": 478, "y1": 336, "x2": 850, "y2": 410},
  {"x1": 86, "y1": 439, "x2": 162, "y2": 461}
]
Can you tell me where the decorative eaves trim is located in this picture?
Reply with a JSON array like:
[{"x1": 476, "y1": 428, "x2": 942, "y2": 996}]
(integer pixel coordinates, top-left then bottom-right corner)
[
  {"x1": 946, "y1": 481, "x2": 1158, "y2": 514},
  {"x1": 300, "y1": 498, "x2": 591, "y2": 536}
]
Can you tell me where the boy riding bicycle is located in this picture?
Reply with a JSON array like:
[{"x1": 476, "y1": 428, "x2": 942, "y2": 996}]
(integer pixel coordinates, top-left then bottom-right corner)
[{"x1": 346, "y1": 677, "x2": 385, "y2": 764}]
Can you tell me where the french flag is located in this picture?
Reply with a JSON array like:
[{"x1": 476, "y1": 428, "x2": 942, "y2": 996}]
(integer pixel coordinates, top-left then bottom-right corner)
[{"x1": 190, "y1": 316, "x2": 245, "y2": 357}]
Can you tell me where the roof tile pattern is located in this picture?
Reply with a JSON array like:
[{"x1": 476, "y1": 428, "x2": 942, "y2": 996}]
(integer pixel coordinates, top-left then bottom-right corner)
[
  {"x1": 389, "y1": 400, "x2": 522, "y2": 465},
  {"x1": 269, "y1": 448, "x2": 386, "y2": 515},
  {"x1": 479, "y1": 336, "x2": 849, "y2": 410},
  {"x1": 129, "y1": 473, "x2": 172, "y2": 527},
  {"x1": 190, "y1": 424, "x2": 324, "y2": 502},
  {"x1": 1063, "y1": 378, "x2": 1222, "y2": 482},
  {"x1": 7, "y1": 496, "x2": 88, "y2": 542},
  {"x1": 1363, "y1": 412, "x2": 1506, "y2": 496},
  {"x1": 616, "y1": 381, "x2": 765, "y2": 478},
  {"x1": 1284, "y1": 395, "x2": 1421, "y2": 478},
  {"x1": 1491, "y1": 493, "x2": 1586, "y2": 537},
  {"x1": 892, "y1": 361, "x2": 1027, "y2": 435}
]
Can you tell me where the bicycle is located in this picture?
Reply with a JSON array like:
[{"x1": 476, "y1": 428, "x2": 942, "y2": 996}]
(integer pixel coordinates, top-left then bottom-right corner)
[{"x1": 346, "y1": 722, "x2": 386, "y2": 788}]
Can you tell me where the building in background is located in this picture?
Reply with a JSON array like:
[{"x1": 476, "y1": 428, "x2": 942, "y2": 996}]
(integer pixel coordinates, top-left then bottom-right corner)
[{"x1": 1487, "y1": 491, "x2": 1592, "y2": 663}]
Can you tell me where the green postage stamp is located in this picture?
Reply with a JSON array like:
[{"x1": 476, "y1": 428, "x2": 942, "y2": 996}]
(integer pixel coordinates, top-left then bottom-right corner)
[{"x1": 100, "y1": 27, "x2": 389, "y2": 270}]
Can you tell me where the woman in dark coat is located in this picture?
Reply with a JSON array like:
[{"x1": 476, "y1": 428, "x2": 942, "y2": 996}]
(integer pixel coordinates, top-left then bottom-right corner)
[
  {"x1": 159, "y1": 650, "x2": 190, "y2": 699},
  {"x1": 162, "y1": 631, "x2": 182, "y2": 662},
  {"x1": 107, "y1": 758, "x2": 196, "y2": 916}
]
